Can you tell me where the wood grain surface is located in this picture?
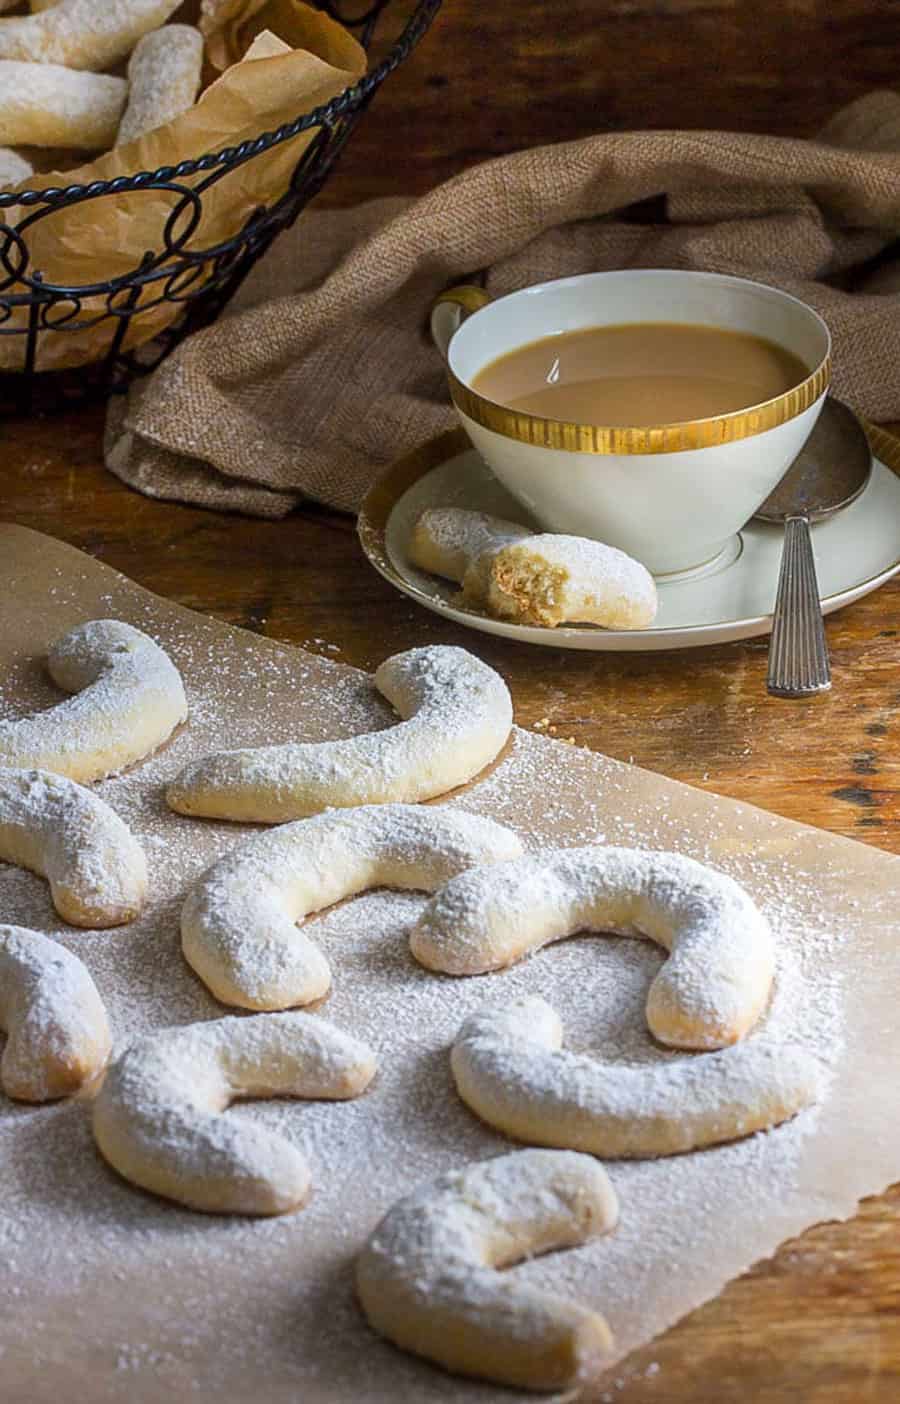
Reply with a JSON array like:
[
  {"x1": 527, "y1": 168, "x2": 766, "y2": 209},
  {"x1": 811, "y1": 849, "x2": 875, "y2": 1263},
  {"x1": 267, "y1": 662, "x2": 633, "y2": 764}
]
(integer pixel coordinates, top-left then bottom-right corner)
[
  {"x1": 3, "y1": 2, "x2": 900, "y2": 1399},
  {"x1": 343, "y1": 0, "x2": 900, "y2": 201}
]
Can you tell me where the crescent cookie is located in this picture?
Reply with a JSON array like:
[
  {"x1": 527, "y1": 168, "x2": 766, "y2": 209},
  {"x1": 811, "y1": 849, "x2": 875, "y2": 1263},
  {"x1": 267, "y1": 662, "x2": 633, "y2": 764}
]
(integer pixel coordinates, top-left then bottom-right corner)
[
  {"x1": 181, "y1": 804, "x2": 524, "y2": 1011},
  {"x1": 92, "y1": 1013, "x2": 376, "y2": 1215},
  {"x1": 451, "y1": 995, "x2": 822, "y2": 1159},
  {"x1": 0, "y1": 0, "x2": 182, "y2": 70},
  {"x1": 116, "y1": 25, "x2": 203, "y2": 147},
  {"x1": 0, "y1": 767, "x2": 147, "y2": 927},
  {"x1": 356, "y1": 1148, "x2": 619, "y2": 1392},
  {"x1": 0, "y1": 146, "x2": 32, "y2": 187},
  {"x1": 409, "y1": 508, "x2": 532, "y2": 604},
  {"x1": 411, "y1": 845, "x2": 776, "y2": 1049},
  {"x1": 0, "y1": 61, "x2": 127, "y2": 149},
  {"x1": 167, "y1": 645, "x2": 513, "y2": 824},
  {"x1": 0, "y1": 925, "x2": 111, "y2": 1101},
  {"x1": 409, "y1": 508, "x2": 657, "y2": 629},
  {"x1": 0, "y1": 620, "x2": 187, "y2": 783}
]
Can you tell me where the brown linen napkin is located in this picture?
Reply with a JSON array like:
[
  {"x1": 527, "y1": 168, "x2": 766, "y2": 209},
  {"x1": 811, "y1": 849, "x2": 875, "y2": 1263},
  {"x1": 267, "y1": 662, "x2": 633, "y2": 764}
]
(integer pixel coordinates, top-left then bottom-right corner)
[{"x1": 105, "y1": 91, "x2": 900, "y2": 518}]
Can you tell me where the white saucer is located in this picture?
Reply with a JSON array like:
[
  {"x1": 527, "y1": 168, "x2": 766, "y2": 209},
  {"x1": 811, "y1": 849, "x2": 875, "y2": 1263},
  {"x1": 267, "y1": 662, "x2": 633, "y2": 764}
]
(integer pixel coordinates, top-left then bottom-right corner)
[{"x1": 357, "y1": 429, "x2": 900, "y2": 652}]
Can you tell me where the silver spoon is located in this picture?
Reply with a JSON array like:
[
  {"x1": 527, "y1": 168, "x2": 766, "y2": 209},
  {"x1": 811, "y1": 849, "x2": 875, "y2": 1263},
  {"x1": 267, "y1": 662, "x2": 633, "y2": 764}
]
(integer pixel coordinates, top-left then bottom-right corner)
[{"x1": 754, "y1": 398, "x2": 872, "y2": 698}]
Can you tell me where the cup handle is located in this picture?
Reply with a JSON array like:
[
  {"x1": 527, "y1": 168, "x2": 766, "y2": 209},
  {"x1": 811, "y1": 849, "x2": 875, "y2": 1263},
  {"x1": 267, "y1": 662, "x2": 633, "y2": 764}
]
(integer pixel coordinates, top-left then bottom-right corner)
[{"x1": 430, "y1": 284, "x2": 492, "y2": 360}]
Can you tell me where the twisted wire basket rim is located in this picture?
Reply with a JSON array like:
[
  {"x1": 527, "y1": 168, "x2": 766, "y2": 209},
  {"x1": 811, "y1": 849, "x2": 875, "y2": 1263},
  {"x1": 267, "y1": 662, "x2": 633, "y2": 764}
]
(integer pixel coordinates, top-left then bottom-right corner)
[{"x1": 0, "y1": 0, "x2": 442, "y2": 212}]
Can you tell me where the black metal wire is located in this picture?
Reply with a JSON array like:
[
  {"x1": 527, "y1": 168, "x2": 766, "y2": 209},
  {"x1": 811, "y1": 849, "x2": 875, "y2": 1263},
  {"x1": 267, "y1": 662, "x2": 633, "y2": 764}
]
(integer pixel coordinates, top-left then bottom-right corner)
[{"x1": 0, "y1": 0, "x2": 442, "y2": 416}]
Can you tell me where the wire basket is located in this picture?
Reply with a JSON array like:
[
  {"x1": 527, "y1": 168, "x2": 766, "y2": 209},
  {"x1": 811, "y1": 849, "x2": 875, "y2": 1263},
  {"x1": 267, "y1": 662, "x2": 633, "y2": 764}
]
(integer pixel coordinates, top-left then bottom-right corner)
[{"x1": 0, "y1": 0, "x2": 442, "y2": 417}]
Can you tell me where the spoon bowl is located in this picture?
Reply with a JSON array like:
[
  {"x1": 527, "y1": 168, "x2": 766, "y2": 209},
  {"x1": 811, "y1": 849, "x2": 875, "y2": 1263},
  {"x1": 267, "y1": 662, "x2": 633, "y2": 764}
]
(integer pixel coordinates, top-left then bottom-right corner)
[{"x1": 755, "y1": 398, "x2": 872, "y2": 524}]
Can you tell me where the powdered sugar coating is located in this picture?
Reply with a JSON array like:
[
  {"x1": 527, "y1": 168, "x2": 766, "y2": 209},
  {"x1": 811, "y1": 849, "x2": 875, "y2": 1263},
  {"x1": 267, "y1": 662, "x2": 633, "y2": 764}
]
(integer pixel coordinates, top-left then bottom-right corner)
[
  {"x1": 412, "y1": 846, "x2": 775, "y2": 1050},
  {"x1": 410, "y1": 508, "x2": 533, "y2": 579},
  {"x1": 117, "y1": 24, "x2": 203, "y2": 147},
  {"x1": 489, "y1": 534, "x2": 658, "y2": 630},
  {"x1": 451, "y1": 994, "x2": 821, "y2": 1158},
  {"x1": 93, "y1": 1013, "x2": 376, "y2": 1216},
  {"x1": 0, "y1": 59, "x2": 126, "y2": 148},
  {"x1": 356, "y1": 1148, "x2": 619, "y2": 1391},
  {"x1": 410, "y1": 507, "x2": 533, "y2": 606},
  {"x1": 167, "y1": 645, "x2": 513, "y2": 823},
  {"x1": 0, "y1": 620, "x2": 187, "y2": 783},
  {"x1": 0, "y1": 580, "x2": 854, "y2": 1400},
  {"x1": 181, "y1": 804, "x2": 524, "y2": 1011},
  {"x1": 0, "y1": 766, "x2": 147, "y2": 927},
  {"x1": 409, "y1": 508, "x2": 657, "y2": 629},
  {"x1": 0, "y1": 924, "x2": 110, "y2": 1101},
  {"x1": 0, "y1": 0, "x2": 182, "y2": 70}
]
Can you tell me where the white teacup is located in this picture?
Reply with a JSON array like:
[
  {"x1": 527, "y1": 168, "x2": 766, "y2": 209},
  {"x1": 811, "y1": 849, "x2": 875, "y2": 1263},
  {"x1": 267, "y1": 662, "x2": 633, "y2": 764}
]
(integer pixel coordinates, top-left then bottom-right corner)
[{"x1": 431, "y1": 269, "x2": 831, "y2": 577}]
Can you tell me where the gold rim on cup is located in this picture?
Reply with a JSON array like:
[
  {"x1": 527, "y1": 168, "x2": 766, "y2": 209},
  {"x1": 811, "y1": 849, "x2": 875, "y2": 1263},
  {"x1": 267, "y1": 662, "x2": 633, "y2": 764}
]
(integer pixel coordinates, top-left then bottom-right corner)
[{"x1": 436, "y1": 284, "x2": 833, "y2": 456}]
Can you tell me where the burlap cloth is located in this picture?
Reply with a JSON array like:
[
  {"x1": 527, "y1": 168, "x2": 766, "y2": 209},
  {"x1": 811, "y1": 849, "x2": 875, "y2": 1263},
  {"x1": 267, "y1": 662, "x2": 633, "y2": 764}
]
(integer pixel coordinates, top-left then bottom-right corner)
[{"x1": 105, "y1": 90, "x2": 900, "y2": 519}]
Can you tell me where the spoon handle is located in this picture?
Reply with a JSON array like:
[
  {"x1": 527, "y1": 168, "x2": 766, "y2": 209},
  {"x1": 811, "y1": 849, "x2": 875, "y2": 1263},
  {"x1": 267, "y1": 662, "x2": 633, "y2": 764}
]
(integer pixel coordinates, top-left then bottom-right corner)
[{"x1": 766, "y1": 515, "x2": 832, "y2": 698}]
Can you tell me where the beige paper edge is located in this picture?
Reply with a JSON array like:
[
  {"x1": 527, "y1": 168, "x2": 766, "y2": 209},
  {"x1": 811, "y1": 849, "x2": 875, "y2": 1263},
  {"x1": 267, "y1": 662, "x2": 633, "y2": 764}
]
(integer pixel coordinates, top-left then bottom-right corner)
[{"x1": 0, "y1": 521, "x2": 898, "y2": 1403}]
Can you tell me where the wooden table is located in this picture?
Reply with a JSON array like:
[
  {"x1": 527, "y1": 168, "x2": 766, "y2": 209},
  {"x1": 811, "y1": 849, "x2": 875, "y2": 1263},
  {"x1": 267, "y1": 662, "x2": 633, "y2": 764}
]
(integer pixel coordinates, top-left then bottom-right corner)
[{"x1": 5, "y1": 2, "x2": 900, "y2": 1399}]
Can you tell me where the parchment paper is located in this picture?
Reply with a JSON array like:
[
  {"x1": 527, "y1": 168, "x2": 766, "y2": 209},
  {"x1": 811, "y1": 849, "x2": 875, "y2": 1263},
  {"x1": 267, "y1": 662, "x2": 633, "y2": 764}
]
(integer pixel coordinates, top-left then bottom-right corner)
[
  {"x1": 1, "y1": 523, "x2": 899, "y2": 1404},
  {"x1": 200, "y1": 0, "x2": 364, "y2": 71},
  {"x1": 1, "y1": 4, "x2": 366, "y2": 371}
]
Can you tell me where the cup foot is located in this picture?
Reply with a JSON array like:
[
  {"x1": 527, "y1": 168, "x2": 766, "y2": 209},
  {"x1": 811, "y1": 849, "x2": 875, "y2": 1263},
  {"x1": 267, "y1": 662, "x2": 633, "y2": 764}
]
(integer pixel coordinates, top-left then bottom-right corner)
[{"x1": 652, "y1": 535, "x2": 743, "y2": 585}]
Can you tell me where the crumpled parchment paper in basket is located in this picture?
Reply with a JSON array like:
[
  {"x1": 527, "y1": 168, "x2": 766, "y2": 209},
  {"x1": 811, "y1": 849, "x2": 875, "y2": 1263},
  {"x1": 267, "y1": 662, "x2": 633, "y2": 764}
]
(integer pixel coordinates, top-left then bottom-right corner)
[{"x1": 0, "y1": 0, "x2": 366, "y2": 371}]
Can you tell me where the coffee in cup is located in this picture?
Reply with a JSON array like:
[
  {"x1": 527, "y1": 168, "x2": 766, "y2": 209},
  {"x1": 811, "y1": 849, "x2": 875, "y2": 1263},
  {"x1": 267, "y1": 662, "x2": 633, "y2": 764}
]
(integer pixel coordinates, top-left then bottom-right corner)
[{"x1": 471, "y1": 322, "x2": 810, "y2": 427}]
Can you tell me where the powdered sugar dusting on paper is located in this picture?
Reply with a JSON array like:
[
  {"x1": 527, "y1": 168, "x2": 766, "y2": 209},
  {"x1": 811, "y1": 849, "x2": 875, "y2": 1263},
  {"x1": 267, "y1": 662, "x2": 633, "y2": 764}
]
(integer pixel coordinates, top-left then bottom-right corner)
[{"x1": 0, "y1": 590, "x2": 857, "y2": 1403}]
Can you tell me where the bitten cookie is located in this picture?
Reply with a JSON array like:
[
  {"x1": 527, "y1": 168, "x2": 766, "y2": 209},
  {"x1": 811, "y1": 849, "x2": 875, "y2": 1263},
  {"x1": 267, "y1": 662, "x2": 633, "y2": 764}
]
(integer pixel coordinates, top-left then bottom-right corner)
[{"x1": 409, "y1": 507, "x2": 657, "y2": 629}]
